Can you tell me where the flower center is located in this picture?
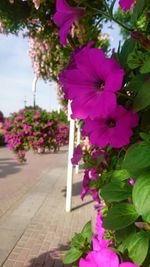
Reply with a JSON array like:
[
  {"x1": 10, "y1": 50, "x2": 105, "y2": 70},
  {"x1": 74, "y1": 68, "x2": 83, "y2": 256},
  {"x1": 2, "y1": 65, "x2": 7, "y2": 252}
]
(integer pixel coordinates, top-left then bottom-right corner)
[
  {"x1": 96, "y1": 80, "x2": 105, "y2": 91},
  {"x1": 106, "y1": 118, "x2": 116, "y2": 128}
]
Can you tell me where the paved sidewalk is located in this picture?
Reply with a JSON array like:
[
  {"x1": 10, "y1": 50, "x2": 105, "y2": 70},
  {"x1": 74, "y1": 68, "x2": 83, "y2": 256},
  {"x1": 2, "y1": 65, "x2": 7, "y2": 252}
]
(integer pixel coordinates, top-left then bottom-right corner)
[
  {"x1": 0, "y1": 147, "x2": 65, "y2": 217},
  {"x1": 0, "y1": 147, "x2": 95, "y2": 267}
]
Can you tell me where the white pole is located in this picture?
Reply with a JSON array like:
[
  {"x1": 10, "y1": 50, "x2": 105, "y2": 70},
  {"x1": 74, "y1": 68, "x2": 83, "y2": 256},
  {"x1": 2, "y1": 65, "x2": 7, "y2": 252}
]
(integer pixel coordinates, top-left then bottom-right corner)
[
  {"x1": 66, "y1": 101, "x2": 75, "y2": 212},
  {"x1": 75, "y1": 121, "x2": 81, "y2": 174},
  {"x1": 32, "y1": 76, "x2": 38, "y2": 107},
  {"x1": 57, "y1": 104, "x2": 61, "y2": 114}
]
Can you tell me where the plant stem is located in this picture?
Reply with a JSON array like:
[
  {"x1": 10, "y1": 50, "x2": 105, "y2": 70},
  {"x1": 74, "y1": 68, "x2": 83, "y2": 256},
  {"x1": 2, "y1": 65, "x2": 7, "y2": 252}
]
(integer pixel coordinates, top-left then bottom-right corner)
[
  {"x1": 89, "y1": 6, "x2": 133, "y2": 32},
  {"x1": 117, "y1": 92, "x2": 134, "y2": 100}
]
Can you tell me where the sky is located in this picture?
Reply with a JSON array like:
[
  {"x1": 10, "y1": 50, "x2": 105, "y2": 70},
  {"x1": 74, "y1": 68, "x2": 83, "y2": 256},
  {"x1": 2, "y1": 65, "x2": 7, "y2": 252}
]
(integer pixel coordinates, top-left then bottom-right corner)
[
  {"x1": 0, "y1": 34, "x2": 58, "y2": 117},
  {"x1": 0, "y1": 9, "x2": 121, "y2": 117}
]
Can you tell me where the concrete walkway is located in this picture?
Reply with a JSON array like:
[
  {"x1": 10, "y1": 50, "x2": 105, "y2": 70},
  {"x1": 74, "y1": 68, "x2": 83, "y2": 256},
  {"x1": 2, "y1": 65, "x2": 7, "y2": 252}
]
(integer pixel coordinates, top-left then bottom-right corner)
[{"x1": 0, "y1": 147, "x2": 95, "y2": 267}]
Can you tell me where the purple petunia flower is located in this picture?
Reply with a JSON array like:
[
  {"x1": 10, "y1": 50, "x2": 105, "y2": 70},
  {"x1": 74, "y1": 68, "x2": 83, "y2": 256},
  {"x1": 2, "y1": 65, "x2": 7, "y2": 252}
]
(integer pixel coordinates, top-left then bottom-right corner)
[
  {"x1": 79, "y1": 212, "x2": 140, "y2": 267},
  {"x1": 79, "y1": 250, "x2": 140, "y2": 267},
  {"x1": 71, "y1": 144, "x2": 82, "y2": 165},
  {"x1": 52, "y1": 0, "x2": 84, "y2": 46},
  {"x1": 81, "y1": 169, "x2": 100, "y2": 203},
  {"x1": 120, "y1": 263, "x2": 140, "y2": 267},
  {"x1": 93, "y1": 212, "x2": 109, "y2": 251},
  {"x1": 83, "y1": 105, "x2": 139, "y2": 148},
  {"x1": 119, "y1": 0, "x2": 135, "y2": 11},
  {"x1": 33, "y1": 111, "x2": 40, "y2": 119},
  {"x1": 128, "y1": 178, "x2": 135, "y2": 186},
  {"x1": 60, "y1": 44, "x2": 124, "y2": 119},
  {"x1": 79, "y1": 249, "x2": 119, "y2": 267}
]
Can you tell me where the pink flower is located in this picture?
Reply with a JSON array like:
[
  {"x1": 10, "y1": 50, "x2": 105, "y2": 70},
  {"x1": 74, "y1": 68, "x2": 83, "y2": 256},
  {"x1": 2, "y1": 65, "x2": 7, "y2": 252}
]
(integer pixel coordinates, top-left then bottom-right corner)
[
  {"x1": 83, "y1": 105, "x2": 139, "y2": 148},
  {"x1": 79, "y1": 250, "x2": 140, "y2": 267},
  {"x1": 33, "y1": 111, "x2": 40, "y2": 119},
  {"x1": 71, "y1": 144, "x2": 82, "y2": 165},
  {"x1": 81, "y1": 170, "x2": 100, "y2": 203},
  {"x1": 120, "y1": 263, "x2": 140, "y2": 267},
  {"x1": 60, "y1": 44, "x2": 124, "y2": 119},
  {"x1": 79, "y1": 249, "x2": 119, "y2": 267},
  {"x1": 119, "y1": 0, "x2": 135, "y2": 11},
  {"x1": 47, "y1": 121, "x2": 52, "y2": 127},
  {"x1": 53, "y1": 0, "x2": 84, "y2": 46},
  {"x1": 35, "y1": 121, "x2": 40, "y2": 126},
  {"x1": 128, "y1": 178, "x2": 135, "y2": 186},
  {"x1": 79, "y1": 212, "x2": 140, "y2": 267},
  {"x1": 93, "y1": 212, "x2": 109, "y2": 250},
  {"x1": 92, "y1": 149, "x2": 109, "y2": 168},
  {"x1": 38, "y1": 138, "x2": 44, "y2": 144},
  {"x1": 33, "y1": 0, "x2": 40, "y2": 9},
  {"x1": 18, "y1": 131, "x2": 24, "y2": 137}
]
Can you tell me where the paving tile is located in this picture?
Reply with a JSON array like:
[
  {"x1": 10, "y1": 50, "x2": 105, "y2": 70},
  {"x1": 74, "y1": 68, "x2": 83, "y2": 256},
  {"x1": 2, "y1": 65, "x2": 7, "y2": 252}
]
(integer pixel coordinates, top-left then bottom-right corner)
[{"x1": 1, "y1": 147, "x2": 95, "y2": 267}]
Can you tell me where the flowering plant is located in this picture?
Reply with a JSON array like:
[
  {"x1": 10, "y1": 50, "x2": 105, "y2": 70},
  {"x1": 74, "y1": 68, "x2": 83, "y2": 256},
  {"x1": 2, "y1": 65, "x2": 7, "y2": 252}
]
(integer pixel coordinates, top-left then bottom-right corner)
[
  {"x1": 0, "y1": 0, "x2": 150, "y2": 266},
  {"x1": 52, "y1": 0, "x2": 150, "y2": 266},
  {"x1": 3, "y1": 108, "x2": 69, "y2": 162}
]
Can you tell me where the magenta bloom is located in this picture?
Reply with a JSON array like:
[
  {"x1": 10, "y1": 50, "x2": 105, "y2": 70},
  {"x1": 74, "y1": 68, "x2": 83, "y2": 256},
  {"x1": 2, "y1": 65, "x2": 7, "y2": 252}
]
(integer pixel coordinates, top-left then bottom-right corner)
[
  {"x1": 35, "y1": 121, "x2": 40, "y2": 126},
  {"x1": 81, "y1": 169, "x2": 100, "y2": 203},
  {"x1": 79, "y1": 249, "x2": 119, "y2": 267},
  {"x1": 80, "y1": 211, "x2": 140, "y2": 267},
  {"x1": 60, "y1": 44, "x2": 124, "y2": 119},
  {"x1": 92, "y1": 149, "x2": 109, "y2": 168},
  {"x1": 120, "y1": 263, "x2": 140, "y2": 267},
  {"x1": 53, "y1": 0, "x2": 84, "y2": 46},
  {"x1": 128, "y1": 178, "x2": 135, "y2": 187},
  {"x1": 33, "y1": 111, "x2": 40, "y2": 119},
  {"x1": 47, "y1": 121, "x2": 52, "y2": 127},
  {"x1": 95, "y1": 212, "x2": 109, "y2": 249},
  {"x1": 71, "y1": 144, "x2": 82, "y2": 165},
  {"x1": 119, "y1": 0, "x2": 134, "y2": 11},
  {"x1": 79, "y1": 251, "x2": 140, "y2": 267},
  {"x1": 83, "y1": 105, "x2": 139, "y2": 148}
]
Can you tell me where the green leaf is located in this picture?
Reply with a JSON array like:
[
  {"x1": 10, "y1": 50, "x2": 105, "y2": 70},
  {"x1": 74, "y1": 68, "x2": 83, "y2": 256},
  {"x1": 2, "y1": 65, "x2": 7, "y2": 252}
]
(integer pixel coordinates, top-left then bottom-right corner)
[
  {"x1": 133, "y1": 81, "x2": 150, "y2": 111},
  {"x1": 141, "y1": 108, "x2": 150, "y2": 132},
  {"x1": 140, "y1": 56, "x2": 150, "y2": 73},
  {"x1": 133, "y1": 175, "x2": 150, "y2": 222},
  {"x1": 116, "y1": 225, "x2": 136, "y2": 244},
  {"x1": 131, "y1": 0, "x2": 145, "y2": 25},
  {"x1": 127, "y1": 51, "x2": 143, "y2": 70},
  {"x1": 128, "y1": 74, "x2": 149, "y2": 93},
  {"x1": 101, "y1": 181, "x2": 131, "y2": 202},
  {"x1": 126, "y1": 231, "x2": 149, "y2": 265},
  {"x1": 89, "y1": 179, "x2": 101, "y2": 189},
  {"x1": 123, "y1": 142, "x2": 150, "y2": 177},
  {"x1": 96, "y1": 155, "x2": 104, "y2": 166},
  {"x1": 103, "y1": 203, "x2": 138, "y2": 230},
  {"x1": 63, "y1": 247, "x2": 82, "y2": 264},
  {"x1": 140, "y1": 132, "x2": 150, "y2": 142},
  {"x1": 71, "y1": 233, "x2": 85, "y2": 249},
  {"x1": 110, "y1": 169, "x2": 129, "y2": 182},
  {"x1": 81, "y1": 221, "x2": 92, "y2": 243},
  {"x1": 117, "y1": 227, "x2": 136, "y2": 253},
  {"x1": 119, "y1": 38, "x2": 136, "y2": 69},
  {"x1": 143, "y1": 245, "x2": 150, "y2": 267}
]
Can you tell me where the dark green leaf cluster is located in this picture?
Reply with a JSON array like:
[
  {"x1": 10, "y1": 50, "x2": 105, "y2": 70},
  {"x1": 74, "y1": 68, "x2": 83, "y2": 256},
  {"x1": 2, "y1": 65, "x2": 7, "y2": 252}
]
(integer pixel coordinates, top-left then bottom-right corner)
[{"x1": 64, "y1": 221, "x2": 92, "y2": 265}]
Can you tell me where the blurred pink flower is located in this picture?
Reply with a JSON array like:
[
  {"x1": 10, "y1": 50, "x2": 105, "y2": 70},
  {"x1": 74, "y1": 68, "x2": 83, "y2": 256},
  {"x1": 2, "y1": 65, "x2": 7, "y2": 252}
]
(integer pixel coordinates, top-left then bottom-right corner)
[
  {"x1": 81, "y1": 170, "x2": 100, "y2": 203},
  {"x1": 119, "y1": 0, "x2": 134, "y2": 11},
  {"x1": 53, "y1": 0, "x2": 84, "y2": 45},
  {"x1": 71, "y1": 144, "x2": 82, "y2": 165},
  {"x1": 33, "y1": 0, "x2": 40, "y2": 9}
]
